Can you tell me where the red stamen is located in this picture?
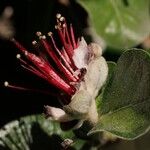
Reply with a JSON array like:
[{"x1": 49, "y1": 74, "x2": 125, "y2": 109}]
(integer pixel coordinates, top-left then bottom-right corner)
[
  {"x1": 10, "y1": 14, "x2": 82, "y2": 97},
  {"x1": 21, "y1": 64, "x2": 47, "y2": 80},
  {"x1": 11, "y1": 38, "x2": 27, "y2": 53},
  {"x1": 24, "y1": 51, "x2": 75, "y2": 95},
  {"x1": 70, "y1": 24, "x2": 77, "y2": 49},
  {"x1": 16, "y1": 54, "x2": 47, "y2": 80},
  {"x1": 55, "y1": 16, "x2": 78, "y2": 70},
  {"x1": 48, "y1": 32, "x2": 79, "y2": 80},
  {"x1": 64, "y1": 24, "x2": 73, "y2": 50},
  {"x1": 57, "y1": 28, "x2": 73, "y2": 58},
  {"x1": 62, "y1": 48, "x2": 72, "y2": 64},
  {"x1": 12, "y1": 39, "x2": 76, "y2": 95},
  {"x1": 32, "y1": 40, "x2": 50, "y2": 64},
  {"x1": 40, "y1": 37, "x2": 77, "y2": 82},
  {"x1": 57, "y1": 29, "x2": 77, "y2": 70},
  {"x1": 4, "y1": 81, "x2": 58, "y2": 97}
]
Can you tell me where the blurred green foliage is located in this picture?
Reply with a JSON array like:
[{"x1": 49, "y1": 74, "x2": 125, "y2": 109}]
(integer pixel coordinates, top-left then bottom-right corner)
[{"x1": 79, "y1": 0, "x2": 150, "y2": 52}]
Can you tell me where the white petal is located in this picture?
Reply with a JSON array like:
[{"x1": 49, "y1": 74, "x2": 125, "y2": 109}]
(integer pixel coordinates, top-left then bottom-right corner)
[
  {"x1": 88, "y1": 43, "x2": 102, "y2": 57},
  {"x1": 64, "y1": 90, "x2": 92, "y2": 119},
  {"x1": 72, "y1": 37, "x2": 88, "y2": 69},
  {"x1": 88, "y1": 99, "x2": 98, "y2": 124},
  {"x1": 84, "y1": 56, "x2": 108, "y2": 97},
  {"x1": 44, "y1": 106, "x2": 73, "y2": 122}
]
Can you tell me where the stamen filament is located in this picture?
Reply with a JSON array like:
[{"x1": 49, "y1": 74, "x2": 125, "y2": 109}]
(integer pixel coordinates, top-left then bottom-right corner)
[
  {"x1": 48, "y1": 32, "x2": 79, "y2": 80},
  {"x1": 10, "y1": 14, "x2": 82, "y2": 97},
  {"x1": 57, "y1": 29, "x2": 73, "y2": 58},
  {"x1": 11, "y1": 38, "x2": 27, "y2": 53},
  {"x1": 40, "y1": 37, "x2": 77, "y2": 82},
  {"x1": 27, "y1": 53, "x2": 75, "y2": 95},
  {"x1": 21, "y1": 64, "x2": 47, "y2": 80},
  {"x1": 16, "y1": 54, "x2": 46, "y2": 79},
  {"x1": 62, "y1": 48, "x2": 72, "y2": 64},
  {"x1": 70, "y1": 24, "x2": 77, "y2": 49},
  {"x1": 4, "y1": 81, "x2": 58, "y2": 96},
  {"x1": 57, "y1": 29, "x2": 77, "y2": 70},
  {"x1": 12, "y1": 40, "x2": 75, "y2": 95},
  {"x1": 64, "y1": 24, "x2": 73, "y2": 50}
]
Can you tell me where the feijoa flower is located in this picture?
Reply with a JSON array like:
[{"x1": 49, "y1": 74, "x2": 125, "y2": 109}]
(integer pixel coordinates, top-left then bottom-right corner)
[{"x1": 6, "y1": 14, "x2": 108, "y2": 128}]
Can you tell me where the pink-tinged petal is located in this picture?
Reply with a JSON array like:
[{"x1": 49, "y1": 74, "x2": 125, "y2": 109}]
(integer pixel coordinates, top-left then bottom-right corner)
[
  {"x1": 44, "y1": 105, "x2": 73, "y2": 122},
  {"x1": 72, "y1": 37, "x2": 89, "y2": 69}
]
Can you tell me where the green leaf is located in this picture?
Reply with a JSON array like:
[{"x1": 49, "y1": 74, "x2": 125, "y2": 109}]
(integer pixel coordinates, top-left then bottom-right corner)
[
  {"x1": 89, "y1": 49, "x2": 150, "y2": 139},
  {"x1": 100, "y1": 132, "x2": 150, "y2": 150},
  {"x1": 0, "y1": 115, "x2": 85, "y2": 150},
  {"x1": 79, "y1": 0, "x2": 150, "y2": 50}
]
